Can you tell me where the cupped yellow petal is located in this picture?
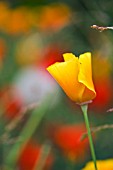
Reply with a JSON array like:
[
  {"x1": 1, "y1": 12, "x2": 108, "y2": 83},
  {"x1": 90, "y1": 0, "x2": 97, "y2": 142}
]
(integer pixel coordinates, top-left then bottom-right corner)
[
  {"x1": 82, "y1": 159, "x2": 113, "y2": 170},
  {"x1": 63, "y1": 53, "x2": 77, "y2": 61},
  {"x1": 78, "y1": 52, "x2": 96, "y2": 102},
  {"x1": 47, "y1": 54, "x2": 85, "y2": 102}
]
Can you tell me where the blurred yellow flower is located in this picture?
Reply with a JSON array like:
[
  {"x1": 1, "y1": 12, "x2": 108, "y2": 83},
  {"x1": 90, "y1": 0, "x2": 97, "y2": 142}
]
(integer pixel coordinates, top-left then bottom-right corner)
[
  {"x1": 15, "y1": 33, "x2": 44, "y2": 66},
  {"x1": 82, "y1": 159, "x2": 113, "y2": 170},
  {"x1": 47, "y1": 52, "x2": 96, "y2": 103}
]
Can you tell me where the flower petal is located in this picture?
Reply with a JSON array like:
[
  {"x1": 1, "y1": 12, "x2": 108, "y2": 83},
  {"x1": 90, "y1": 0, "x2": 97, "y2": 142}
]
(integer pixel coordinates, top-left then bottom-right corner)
[
  {"x1": 78, "y1": 52, "x2": 96, "y2": 102},
  {"x1": 63, "y1": 53, "x2": 77, "y2": 61},
  {"x1": 82, "y1": 159, "x2": 113, "y2": 170},
  {"x1": 47, "y1": 54, "x2": 85, "y2": 102}
]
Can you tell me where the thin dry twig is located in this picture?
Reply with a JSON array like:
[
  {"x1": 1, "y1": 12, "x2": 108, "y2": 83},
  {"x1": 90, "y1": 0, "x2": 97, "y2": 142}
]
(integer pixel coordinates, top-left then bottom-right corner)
[
  {"x1": 5, "y1": 102, "x2": 39, "y2": 133},
  {"x1": 0, "y1": 102, "x2": 39, "y2": 145},
  {"x1": 80, "y1": 124, "x2": 113, "y2": 141},
  {"x1": 107, "y1": 108, "x2": 113, "y2": 112},
  {"x1": 91, "y1": 25, "x2": 113, "y2": 32}
]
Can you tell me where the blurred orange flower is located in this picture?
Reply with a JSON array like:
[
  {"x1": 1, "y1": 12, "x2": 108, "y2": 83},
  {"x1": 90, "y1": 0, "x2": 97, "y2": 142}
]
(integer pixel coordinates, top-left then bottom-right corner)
[
  {"x1": 18, "y1": 140, "x2": 53, "y2": 170},
  {"x1": 82, "y1": 159, "x2": 113, "y2": 170},
  {"x1": 0, "y1": 2, "x2": 10, "y2": 32},
  {"x1": 47, "y1": 52, "x2": 96, "y2": 104},
  {"x1": 37, "y1": 3, "x2": 71, "y2": 32},
  {"x1": 50, "y1": 124, "x2": 89, "y2": 162},
  {"x1": 6, "y1": 7, "x2": 31, "y2": 34},
  {"x1": 0, "y1": 3, "x2": 72, "y2": 34},
  {"x1": 0, "y1": 3, "x2": 38, "y2": 34}
]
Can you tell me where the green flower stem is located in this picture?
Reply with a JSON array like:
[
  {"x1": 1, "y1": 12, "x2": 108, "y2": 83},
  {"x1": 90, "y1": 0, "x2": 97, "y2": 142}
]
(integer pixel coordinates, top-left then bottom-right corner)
[{"x1": 81, "y1": 104, "x2": 97, "y2": 170}]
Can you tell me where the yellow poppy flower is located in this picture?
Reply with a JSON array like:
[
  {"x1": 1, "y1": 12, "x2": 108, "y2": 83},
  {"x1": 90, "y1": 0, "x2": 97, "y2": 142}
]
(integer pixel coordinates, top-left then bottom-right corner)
[
  {"x1": 47, "y1": 52, "x2": 96, "y2": 103},
  {"x1": 82, "y1": 159, "x2": 113, "y2": 170}
]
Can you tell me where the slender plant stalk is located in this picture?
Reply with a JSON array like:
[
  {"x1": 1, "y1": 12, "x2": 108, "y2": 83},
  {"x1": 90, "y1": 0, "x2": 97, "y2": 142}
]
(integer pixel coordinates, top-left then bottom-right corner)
[
  {"x1": 34, "y1": 142, "x2": 51, "y2": 170},
  {"x1": 81, "y1": 104, "x2": 97, "y2": 170}
]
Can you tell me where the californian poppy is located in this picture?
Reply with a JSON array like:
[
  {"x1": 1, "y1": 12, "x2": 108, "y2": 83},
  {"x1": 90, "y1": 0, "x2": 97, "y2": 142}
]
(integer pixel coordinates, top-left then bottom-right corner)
[{"x1": 47, "y1": 52, "x2": 96, "y2": 104}]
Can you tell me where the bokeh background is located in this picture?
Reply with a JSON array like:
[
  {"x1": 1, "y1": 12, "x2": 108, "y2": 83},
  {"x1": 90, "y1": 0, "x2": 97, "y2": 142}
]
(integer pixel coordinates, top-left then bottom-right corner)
[{"x1": 0, "y1": 0, "x2": 113, "y2": 169}]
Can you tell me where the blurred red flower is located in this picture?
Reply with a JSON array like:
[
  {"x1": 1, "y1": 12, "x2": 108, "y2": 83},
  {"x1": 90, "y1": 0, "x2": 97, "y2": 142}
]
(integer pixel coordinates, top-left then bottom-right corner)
[
  {"x1": 39, "y1": 44, "x2": 64, "y2": 69},
  {"x1": 92, "y1": 80, "x2": 111, "y2": 111},
  {"x1": 92, "y1": 53, "x2": 112, "y2": 111},
  {"x1": 5, "y1": 98, "x2": 22, "y2": 120},
  {"x1": 18, "y1": 140, "x2": 53, "y2": 170},
  {"x1": 0, "y1": 87, "x2": 22, "y2": 120},
  {"x1": 0, "y1": 38, "x2": 6, "y2": 68},
  {"x1": 49, "y1": 124, "x2": 89, "y2": 162}
]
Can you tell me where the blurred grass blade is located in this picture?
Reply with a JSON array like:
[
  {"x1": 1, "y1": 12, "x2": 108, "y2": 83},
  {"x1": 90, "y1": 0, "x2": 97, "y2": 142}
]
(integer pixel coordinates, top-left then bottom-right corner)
[
  {"x1": 5, "y1": 95, "x2": 53, "y2": 169},
  {"x1": 34, "y1": 142, "x2": 51, "y2": 170}
]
